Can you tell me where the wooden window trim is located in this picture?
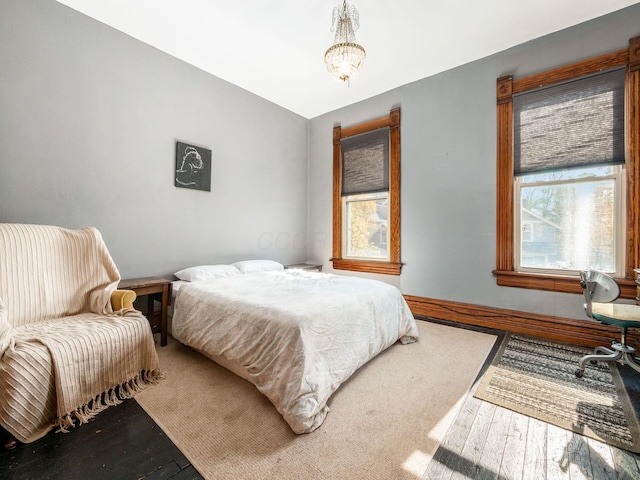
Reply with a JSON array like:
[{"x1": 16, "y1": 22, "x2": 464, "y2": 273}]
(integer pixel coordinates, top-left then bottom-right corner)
[
  {"x1": 494, "y1": 37, "x2": 640, "y2": 297},
  {"x1": 331, "y1": 108, "x2": 402, "y2": 275}
]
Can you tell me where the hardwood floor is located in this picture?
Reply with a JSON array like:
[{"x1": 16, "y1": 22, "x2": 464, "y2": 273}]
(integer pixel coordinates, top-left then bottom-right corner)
[
  {"x1": 423, "y1": 318, "x2": 640, "y2": 480},
  {"x1": 0, "y1": 399, "x2": 202, "y2": 480},
  {"x1": 1, "y1": 318, "x2": 639, "y2": 480}
]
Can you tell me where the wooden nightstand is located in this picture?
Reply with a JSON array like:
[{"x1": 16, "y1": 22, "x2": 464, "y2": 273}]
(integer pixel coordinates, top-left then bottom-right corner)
[
  {"x1": 118, "y1": 277, "x2": 172, "y2": 346},
  {"x1": 285, "y1": 263, "x2": 323, "y2": 272}
]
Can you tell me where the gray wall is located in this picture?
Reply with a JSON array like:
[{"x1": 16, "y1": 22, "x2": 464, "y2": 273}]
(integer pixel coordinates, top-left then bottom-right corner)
[
  {"x1": 0, "y1": 0, "x2": 309, "y2": 279},
  {"x1": 2, "y1": 0, "x2": 639, "y2": 322},
  {"x1": 307, "y1": 4, "x2": 640, "y2": 321}
]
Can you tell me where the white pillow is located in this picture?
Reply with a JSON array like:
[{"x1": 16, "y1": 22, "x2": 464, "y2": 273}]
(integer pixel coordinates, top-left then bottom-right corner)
[
  {"x1": 174, "y1": 264, "x2": 241, "y2": 282},
  {"x1": 231, "y1": 259, "x2": 284, "y2": 274}
]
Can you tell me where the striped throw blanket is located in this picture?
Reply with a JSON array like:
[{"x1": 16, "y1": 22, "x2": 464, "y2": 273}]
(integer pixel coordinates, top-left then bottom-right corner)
[{"x1": 0, "y1": 224, "x2": 162, "y2": 443}]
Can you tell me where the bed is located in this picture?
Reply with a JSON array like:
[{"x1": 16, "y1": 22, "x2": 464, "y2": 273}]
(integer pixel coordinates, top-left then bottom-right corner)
[{"x1": 170, "y1": 262, "x2": 419, "y2": 434}]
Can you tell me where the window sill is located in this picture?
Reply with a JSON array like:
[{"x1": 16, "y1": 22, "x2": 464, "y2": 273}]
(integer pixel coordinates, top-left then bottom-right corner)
[
  {"x1": 493, "y1": 270, "x2": 635, "y2": 299},
  {"x1": 331, "y1": 258, "x2": 402, "y2": 275}
]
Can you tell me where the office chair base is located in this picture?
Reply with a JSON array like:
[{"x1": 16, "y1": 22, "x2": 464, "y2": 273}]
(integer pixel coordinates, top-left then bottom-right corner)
[{"x1": 575, "y1": 342, "x2": 640, "y2": 377}]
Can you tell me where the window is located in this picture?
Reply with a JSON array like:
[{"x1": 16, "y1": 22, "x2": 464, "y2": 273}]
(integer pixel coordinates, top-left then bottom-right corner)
[
  {"x1": 494, "y1": 36, "x2": 640, "y2": 295},
  {"x1": 514, "y1": 68, "x2": 626, "y2": 276},
  {"x1": 331, "y1": 108, "x2": 401, "y2": 275}
]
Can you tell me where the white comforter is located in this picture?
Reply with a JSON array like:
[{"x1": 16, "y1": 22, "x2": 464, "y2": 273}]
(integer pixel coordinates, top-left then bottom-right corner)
[{"x1": 171, "y1": 269, "x2": 418, "y2": 433}]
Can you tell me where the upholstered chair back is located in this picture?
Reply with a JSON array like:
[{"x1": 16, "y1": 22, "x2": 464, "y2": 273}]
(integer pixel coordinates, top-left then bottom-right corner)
[{"x1": 0, "y1": 224, "x2": 121, "y2": 328}]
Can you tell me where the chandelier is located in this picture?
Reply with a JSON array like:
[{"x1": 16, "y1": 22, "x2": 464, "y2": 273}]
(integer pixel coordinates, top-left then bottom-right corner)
[{"x1": 324, "y1": 0, "x2": 366, "y2": 84}]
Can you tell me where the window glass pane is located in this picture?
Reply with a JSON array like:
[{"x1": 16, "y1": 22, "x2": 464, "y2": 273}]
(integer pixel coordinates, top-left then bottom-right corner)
[
  {"x1": 345, "y1": 195, "x2": 388, "y2": 259},
  {"x1": 519, "y1": 176, "x2": 616, "y2": 272}
]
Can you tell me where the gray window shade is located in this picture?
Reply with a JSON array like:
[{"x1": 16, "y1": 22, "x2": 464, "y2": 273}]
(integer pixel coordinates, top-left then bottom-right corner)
[
  {"x1": 514, "y1": 67, "x2": 625, "y2": 176},
  {"x1": 341, "y1": 127, "x2": 389, "y2": 196}
]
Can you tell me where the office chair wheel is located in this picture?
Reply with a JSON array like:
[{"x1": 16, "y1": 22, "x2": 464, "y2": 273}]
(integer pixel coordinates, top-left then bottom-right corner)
[{"x1": 575, "y1": 369, "x2": 584, "y2": 378}]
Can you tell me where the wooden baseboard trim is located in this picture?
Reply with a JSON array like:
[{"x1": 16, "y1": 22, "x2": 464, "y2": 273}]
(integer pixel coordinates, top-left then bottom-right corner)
[{"x1": 404, "y1": 294, "x2": 640, "y2": 349}]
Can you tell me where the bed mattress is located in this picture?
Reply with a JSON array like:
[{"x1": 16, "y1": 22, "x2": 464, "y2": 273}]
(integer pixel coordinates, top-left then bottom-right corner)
[{"x1": 171, "y1": 269, "x2": 418, "y2": 433}]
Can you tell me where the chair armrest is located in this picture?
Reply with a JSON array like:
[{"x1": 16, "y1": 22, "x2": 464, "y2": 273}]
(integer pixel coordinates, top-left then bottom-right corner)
[{"x1": 110, "y1": 289, "x2": 137, "y2": 311}]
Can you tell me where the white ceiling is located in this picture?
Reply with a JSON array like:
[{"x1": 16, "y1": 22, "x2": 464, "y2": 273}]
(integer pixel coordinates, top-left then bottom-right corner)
[{"x1": 56, "y1": 0, "x2": 639, "y2": 119}]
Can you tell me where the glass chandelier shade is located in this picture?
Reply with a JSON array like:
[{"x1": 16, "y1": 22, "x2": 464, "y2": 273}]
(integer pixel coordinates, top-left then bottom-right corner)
[{"x1": 324, "y1": 0, "x2": 366, "y2": 84}]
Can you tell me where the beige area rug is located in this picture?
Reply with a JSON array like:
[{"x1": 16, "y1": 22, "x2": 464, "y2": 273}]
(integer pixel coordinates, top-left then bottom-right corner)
[
  {"x1": 135, "y1": 320, "x2": 496, "y2": 479},
  {"x1": 475, "y1": 333, "x2": 640, "y2": 453}
]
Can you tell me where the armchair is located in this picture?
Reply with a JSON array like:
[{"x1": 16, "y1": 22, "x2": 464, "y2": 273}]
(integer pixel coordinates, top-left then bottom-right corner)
[{"x1": 0, "y1": 224, "x2": 163, "y2": 444}]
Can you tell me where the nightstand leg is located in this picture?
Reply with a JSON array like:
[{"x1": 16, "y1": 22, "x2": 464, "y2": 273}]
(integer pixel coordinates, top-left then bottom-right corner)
[{"x1": 161, "y1": 285, "x2": 168, "y2": 346}]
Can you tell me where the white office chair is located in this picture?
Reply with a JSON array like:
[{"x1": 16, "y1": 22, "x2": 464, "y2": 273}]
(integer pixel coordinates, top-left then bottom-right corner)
[{"x1": 575, "y1": 270, "x2": 640, "y2": 378}]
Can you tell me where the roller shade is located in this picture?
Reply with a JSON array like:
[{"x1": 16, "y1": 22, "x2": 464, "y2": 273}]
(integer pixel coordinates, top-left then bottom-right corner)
[
  {"x1": 341, "y1": 127, "x2": 389, "y2": 196},
  {"x1": 514, "y1": 67, "x2": 625, "y2": 176}
]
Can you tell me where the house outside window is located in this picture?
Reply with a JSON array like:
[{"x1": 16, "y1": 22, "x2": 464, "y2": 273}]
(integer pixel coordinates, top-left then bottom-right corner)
[{"x1": 494, "y1": 37, "x2": 640, "y2": 296}]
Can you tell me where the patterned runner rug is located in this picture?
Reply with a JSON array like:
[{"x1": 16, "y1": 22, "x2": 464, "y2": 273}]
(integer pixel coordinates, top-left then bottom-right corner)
[{"x1": 474, "y1": 334, "x2": 640, "y2": 453}]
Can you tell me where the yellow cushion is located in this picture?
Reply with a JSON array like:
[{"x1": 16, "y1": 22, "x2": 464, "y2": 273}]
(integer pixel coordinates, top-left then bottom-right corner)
[{"x1": 110, "y1": 289, "x2": 137, "y2": 311}]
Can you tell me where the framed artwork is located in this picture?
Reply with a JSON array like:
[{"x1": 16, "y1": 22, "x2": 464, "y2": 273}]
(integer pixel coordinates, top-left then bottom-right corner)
[{"x1": 175, "y1": 141, "x2": 212, "y2": 192}]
